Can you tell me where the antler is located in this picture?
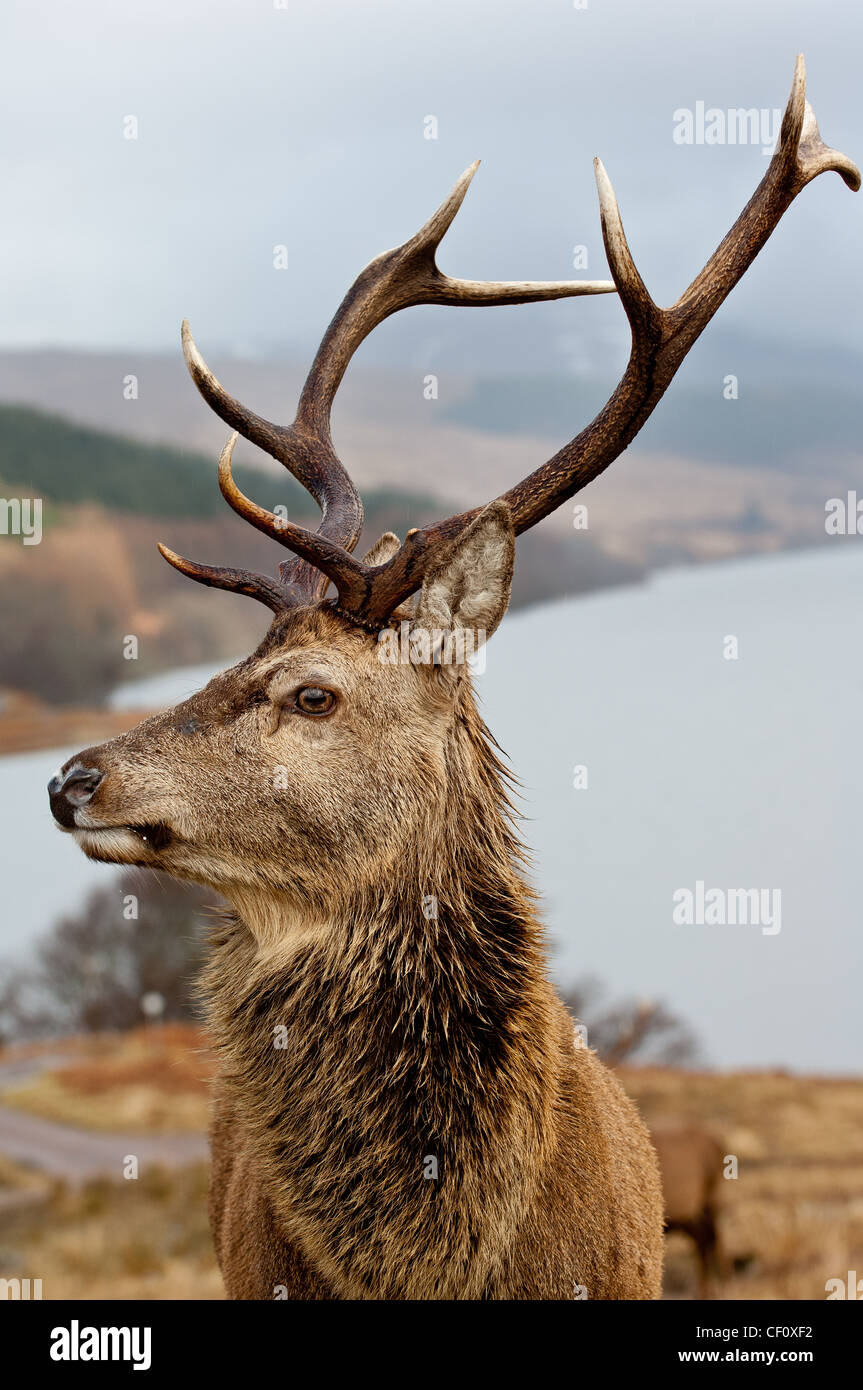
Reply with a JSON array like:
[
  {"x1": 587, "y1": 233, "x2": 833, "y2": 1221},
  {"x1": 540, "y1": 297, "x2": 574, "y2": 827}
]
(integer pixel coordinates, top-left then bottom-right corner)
[
  {"x1": 161, "y1": 162, "x2": 614, "y2": 609},
  {"x1": 162, "y1": 55, "x2": 858, "y2": 626}
]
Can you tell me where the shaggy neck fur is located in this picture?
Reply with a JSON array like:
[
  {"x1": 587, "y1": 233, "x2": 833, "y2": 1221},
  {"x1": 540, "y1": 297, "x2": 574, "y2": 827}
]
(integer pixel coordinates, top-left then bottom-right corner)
[{"x1": 202, "y1": 685, "x2": 562, "y2": 1299}]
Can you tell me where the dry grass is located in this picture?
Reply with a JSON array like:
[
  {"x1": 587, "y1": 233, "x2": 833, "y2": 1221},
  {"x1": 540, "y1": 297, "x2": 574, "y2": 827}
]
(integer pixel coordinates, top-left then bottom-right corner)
[
  {"x1": 3, "y1": 1074, "x2": 210, "y2": 1133},
  {"x1": 1, "y1": 1025, "x2": 214, "y2": 1132},
  {"x1": 0, "y1": 1152, "x2": 50, "y2": 1196},
  {"x1": 0, "y1": 1162, "x2": 222, "y2": 1300}
]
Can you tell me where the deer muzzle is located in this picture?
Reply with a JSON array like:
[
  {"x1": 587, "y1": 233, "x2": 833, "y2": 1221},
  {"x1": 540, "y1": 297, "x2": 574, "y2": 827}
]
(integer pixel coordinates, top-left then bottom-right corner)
[{"x1": 48, "y1": 763, "x2": 105, "y2": 829}]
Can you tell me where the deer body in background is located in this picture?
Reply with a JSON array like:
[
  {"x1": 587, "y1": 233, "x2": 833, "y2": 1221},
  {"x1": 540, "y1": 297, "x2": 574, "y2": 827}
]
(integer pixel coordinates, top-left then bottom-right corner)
[
  {"x1": 47, "y1": 59, "x2": 857, "y2": 1299},
  {"x1": 651, "y1": 1123, "x2": 727, "y2": 1298}
]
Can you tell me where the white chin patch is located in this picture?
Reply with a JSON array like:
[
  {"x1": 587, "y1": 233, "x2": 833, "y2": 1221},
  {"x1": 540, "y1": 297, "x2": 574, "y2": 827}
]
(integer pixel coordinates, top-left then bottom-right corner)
[{"x1": 72, "y1": 827, "x2": 149, "y2": 862}]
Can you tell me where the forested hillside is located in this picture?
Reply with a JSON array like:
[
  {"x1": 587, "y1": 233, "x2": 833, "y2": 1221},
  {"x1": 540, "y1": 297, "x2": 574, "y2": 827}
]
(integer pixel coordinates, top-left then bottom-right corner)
[
  {"x1": 0, "y1": 404, "x2": 643, "y2": 709},
  {"x1": 0, "y1": 403, "x2": 430, "y2": 523}
]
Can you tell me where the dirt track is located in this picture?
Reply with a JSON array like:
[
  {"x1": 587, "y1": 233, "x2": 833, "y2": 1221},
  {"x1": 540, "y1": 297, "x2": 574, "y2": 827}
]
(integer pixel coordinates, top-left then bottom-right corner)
[
  {"x1": 0, "y1": 1052, "x2": 207, "y2": 1181},
  {"x1": 0, "y1": 1102, "x2": 207, "y2": 1181}
]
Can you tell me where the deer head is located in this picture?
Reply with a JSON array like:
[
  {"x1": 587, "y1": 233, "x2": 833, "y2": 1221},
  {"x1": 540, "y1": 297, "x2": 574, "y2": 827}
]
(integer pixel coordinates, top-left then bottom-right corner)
[{"x1": 48, "y1": 58, "x2": 858, "y2": 937}]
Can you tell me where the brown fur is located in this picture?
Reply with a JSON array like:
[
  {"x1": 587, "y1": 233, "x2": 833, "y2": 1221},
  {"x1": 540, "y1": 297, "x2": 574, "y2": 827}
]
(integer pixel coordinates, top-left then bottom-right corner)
[
  {"x1": 651, "y1": 1123, "x2": 726, "y2": 1297},
  {"x1": 54, "y1": 520, "x2": 664, "y2": 1299}
]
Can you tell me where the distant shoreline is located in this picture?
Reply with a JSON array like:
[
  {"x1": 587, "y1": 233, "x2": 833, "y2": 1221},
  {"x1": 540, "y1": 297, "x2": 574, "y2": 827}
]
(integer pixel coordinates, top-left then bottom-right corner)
[{"x1": 0, "y1": 690, "x2": 155, "y2": 756}]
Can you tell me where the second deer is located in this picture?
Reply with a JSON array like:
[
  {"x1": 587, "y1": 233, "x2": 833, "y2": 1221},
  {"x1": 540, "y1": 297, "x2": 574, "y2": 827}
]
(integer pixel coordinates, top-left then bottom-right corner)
[{"x1": 652, "y1": 1123, "x2": 727, "y2": 1298}]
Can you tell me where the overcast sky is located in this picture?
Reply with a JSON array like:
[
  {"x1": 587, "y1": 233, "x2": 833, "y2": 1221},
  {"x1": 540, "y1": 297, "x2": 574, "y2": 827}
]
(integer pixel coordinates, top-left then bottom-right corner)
[{"x1": 3, "y1": 0, "x2": 862, "y2": 371}]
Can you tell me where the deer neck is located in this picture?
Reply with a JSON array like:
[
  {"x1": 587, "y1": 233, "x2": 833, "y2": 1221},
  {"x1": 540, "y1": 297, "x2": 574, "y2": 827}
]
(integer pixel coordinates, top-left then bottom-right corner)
[{"x1": 203, "y1": 699, "x2": 560, "y2": 1297}]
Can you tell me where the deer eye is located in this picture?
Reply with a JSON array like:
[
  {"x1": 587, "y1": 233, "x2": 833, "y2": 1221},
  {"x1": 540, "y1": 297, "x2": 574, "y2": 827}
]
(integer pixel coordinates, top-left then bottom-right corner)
[{"x1": 294, "y1": 686, "x2": 336, "y2": 716}]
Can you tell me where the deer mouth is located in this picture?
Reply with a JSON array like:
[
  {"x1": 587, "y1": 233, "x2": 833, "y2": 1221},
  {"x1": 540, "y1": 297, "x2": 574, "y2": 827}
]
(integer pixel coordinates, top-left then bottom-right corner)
[
  {"x1": 125, "y1": 823, "x2": 173, "y2": 850},
  {"x1": 69, "y1": 821, "x2": 174, "y2": 862}
]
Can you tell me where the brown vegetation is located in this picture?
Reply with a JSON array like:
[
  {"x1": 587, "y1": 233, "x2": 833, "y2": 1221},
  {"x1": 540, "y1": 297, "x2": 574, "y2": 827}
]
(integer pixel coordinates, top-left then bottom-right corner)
[
  {"x1": 0, "y1": 688, "x2": 154, "y2": 755},
  {"x1": 2, "y1": 1026, "x2": 214, "y2": 1133},
  {"x1": 0, "y1": 1159, "x2": 221, "y2": 1300}
]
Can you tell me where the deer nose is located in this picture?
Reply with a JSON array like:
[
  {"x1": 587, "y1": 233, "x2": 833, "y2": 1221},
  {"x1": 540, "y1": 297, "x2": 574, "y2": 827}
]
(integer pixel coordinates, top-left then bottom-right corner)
[{"x1": 48, "y1": 764, "x2": 105, "y2": 828}]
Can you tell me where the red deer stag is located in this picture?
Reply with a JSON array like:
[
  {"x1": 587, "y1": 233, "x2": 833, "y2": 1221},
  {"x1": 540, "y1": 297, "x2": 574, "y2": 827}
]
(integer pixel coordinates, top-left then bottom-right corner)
[
  {"x1": 651, "y1": 1123, "x2": 727, "y2": 1298},
  {"x1": 48, "y1": 58, "x2": 856, "y2": 1300}
]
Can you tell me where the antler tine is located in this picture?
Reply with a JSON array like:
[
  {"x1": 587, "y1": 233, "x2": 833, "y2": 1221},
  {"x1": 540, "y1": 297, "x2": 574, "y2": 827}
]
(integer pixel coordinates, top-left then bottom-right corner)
[
  {"x1": 666, "y1": 54, "x2": 860, "y2": 345},
  {"x1": 156, "y1": 544, "x2": 292, "y2": 615},
  {"x1": 184, "y1": 158, "x2": 616, "y2": 466},
  {"x1": 181, "y1": 320, "x2": 365, "y2": 573},
  {"x1": 295, "y1": 159, "x2": 615, "y2": 438},
  {"x1": 215, "y1": 434, "x2": 367, "y2": 605},
  {"x1": 351, "y1": 54, "x2": 859, "y2": 623},
  {"x1": 593, "y1": 158, "x2": 662, "y2": 341}
]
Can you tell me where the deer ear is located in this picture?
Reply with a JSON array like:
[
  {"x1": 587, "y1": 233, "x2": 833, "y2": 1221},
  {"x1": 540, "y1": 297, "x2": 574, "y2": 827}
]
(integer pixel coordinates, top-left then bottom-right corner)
[
  {"x1": 363, "y1": 532, "x2": 417, "y2": 619},
  {"x1": 413, "y1": 500, "x2": 514, "y2": 648},
  {"x1": 362, "y1": 532, "x2": 401, "y2": 566}
]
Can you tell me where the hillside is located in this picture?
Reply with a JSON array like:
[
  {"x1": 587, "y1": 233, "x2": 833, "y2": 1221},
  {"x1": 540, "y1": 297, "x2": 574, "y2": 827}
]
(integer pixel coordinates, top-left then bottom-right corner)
[
  {"x1": 2, "y1": 348, "x2": 859, "y2": 573},
  {"x1": 0, "y1": 401, "x2": 435, "y2": 522},
  {"x1": 443, "y1": 373, "x2": 862, "y2": 479},
  {"x1": 0, "y1": 403, "x2": 643, "y2": 715}
]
